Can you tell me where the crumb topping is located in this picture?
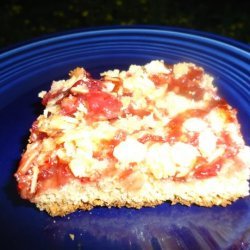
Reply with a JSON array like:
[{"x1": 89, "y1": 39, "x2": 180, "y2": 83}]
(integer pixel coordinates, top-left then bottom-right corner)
[{"x1": 15, "y1": 60, "x2": 249, "y2": 199}]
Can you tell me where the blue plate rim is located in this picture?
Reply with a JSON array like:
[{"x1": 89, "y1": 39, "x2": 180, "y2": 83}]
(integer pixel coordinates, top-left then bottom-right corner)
[{"x1": 1, "y1": 25, "x2": 249, "y2": 55}]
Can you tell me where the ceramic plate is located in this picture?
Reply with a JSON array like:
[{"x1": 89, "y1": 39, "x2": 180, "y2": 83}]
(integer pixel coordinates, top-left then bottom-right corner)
[{"x1": 0, "y1": 26, "x2": 249, "y2": 250}]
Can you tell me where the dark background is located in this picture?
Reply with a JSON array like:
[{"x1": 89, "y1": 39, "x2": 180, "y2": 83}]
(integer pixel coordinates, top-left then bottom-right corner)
[{"x1": 1, "y1": 0, "x2": 250, "y2": 50}]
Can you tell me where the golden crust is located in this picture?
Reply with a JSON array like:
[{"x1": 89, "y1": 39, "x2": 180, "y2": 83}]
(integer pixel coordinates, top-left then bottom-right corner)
[
  {"x1": 37, "y1": 199, "x2": 165, "y2": 217},
  {"x1": 36, "y1": 193, "x2": 242, "y2": 217},
  {"x1": 33, "y1": 176, "x2": 249, "y2": 217},
  {"x1": 170, "y1": 195, "x2": 238, "y2": 207}
]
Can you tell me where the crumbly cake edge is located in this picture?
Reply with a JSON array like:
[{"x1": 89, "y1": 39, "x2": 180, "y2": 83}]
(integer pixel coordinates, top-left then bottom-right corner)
[{"x1": 34, "y1": 171, "x2": 250, "y2": 216}]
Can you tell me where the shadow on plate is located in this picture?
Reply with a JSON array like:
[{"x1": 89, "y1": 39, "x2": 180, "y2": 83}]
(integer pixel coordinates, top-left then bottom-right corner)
[
  {"x1": 2, "y1": 102, "x2": 44, "y2": 209},
  {"x1": 43, "y1": 198, "x2": 250, "y2": 250}
]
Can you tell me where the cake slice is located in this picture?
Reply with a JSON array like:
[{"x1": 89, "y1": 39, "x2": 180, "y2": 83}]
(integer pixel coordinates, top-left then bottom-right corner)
[{"x1": 15, "y1": 60, "x2": 250, "y2": 216}]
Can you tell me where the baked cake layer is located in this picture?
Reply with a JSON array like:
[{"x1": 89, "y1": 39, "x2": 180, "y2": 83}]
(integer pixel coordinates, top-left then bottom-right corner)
[{"x1": 15, "y1": 60, "x2": 250, "y2": 216}]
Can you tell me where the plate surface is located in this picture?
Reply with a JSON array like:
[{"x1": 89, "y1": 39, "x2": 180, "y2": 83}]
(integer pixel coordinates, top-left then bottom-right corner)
[{"x1": 0, "y1": 26, "x2": 249, "y2": 250}]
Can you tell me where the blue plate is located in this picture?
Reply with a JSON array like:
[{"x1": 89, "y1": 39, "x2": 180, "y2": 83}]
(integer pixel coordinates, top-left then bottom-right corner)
[{"x1": 0, "y1": 26, "x2": 249, "y2": 250}]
